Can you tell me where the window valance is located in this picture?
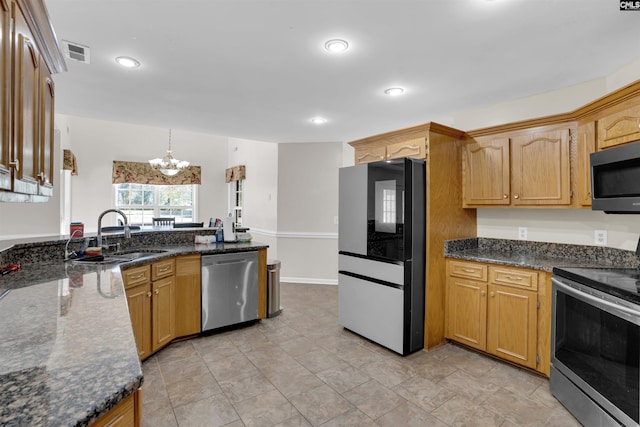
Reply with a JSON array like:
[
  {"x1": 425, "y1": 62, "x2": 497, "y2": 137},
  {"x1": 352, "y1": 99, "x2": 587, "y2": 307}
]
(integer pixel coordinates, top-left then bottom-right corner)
[
  {"x1": 225, "y1": 165, "x2": 246, "y2": 182},
  {"x1": 112, "y1": 161, "x2": 201, "y2": 185},
  {"x1": 63, "y1": 149, "x2": 78, "y2": 175}
]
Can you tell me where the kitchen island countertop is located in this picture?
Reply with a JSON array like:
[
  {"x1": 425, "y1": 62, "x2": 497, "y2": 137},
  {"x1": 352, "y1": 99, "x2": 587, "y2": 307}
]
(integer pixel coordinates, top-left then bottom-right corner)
[{"x1": 0, "y1": 241, "x2": 268, "y2": 426}]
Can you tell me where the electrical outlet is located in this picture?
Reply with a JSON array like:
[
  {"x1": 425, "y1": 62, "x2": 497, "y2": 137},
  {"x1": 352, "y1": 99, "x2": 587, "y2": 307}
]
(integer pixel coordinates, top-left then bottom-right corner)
[
  {"x1": 518, "y1": 227, "x2": 528, "y2": 240},
  {"x1": 595, "y1": 230, "x2": 608, "y2": 246}
]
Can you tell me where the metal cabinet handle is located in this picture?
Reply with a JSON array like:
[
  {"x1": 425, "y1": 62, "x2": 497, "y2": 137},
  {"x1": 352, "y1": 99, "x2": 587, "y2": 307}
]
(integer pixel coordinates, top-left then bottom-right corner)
[
  {"x1": 130, "y1": 273, "x2": 145, "y2": 280},
  {"x1": 505, "y1": 276, "x2": 523, "y2": 281},
  {"x1": 146, "y1": 292, "x2": 152, "y2": 297},
  {"x1": 158, "y1": 265, "x2": 171, "y2": 272},
  {"x1": 503, "y1": 194, "x2": 508, "y2": 199},
  {"x1": 481, "y1": 290, "x2": 486, "y2": 296},
  {"x1": 9, "y1": 159, "x2": 19, "y2": 172},
  {"x1": 462, "y1": 268, "x2": 476, "y2": 273},
  {"x1": 155, "y1": 289, "x2": 160, "y2": 295},
  {"x1": 490, "y1": 291, "x2": 495, "y2": 297},
  {"x1": 513, "y1": 193, "x2": 519, "y2": 199}
]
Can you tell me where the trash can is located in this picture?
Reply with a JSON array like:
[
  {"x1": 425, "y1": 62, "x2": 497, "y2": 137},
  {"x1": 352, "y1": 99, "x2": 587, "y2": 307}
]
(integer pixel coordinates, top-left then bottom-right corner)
[{"x1": 267, "y1": 259, "x2": 282, "y2": 318}]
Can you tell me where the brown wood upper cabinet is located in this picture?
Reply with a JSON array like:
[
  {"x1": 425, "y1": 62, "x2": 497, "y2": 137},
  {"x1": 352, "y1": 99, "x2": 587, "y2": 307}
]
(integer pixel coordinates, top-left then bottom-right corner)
[
  {"x1": 463, "y1": 126, "x2": 572, "y2": 207},
  {"x1": 597, "y1": 104, "x2": 640, "y2": 150},
  {"x1": 354, "y1": 137, "x2": 427, "y2": 164},
  {"x1": 0, "y1": 0, "x2": 11, "y2": 192},
  {"x1": 576, "y1": 121, "x2": 596, "y2": 207},
  {"x1": 0, "y1": 0, "x2": 65, "y2": 201}
]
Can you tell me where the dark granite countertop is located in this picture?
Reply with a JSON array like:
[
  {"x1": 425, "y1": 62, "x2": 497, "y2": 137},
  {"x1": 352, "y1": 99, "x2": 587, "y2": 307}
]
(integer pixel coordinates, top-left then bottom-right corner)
[
  {"x1": 444, "y1": 237, "x2": 640, "y2": 272},
  {"x1": 0, "y1": 240, "x2": 268, "y2": 426}
]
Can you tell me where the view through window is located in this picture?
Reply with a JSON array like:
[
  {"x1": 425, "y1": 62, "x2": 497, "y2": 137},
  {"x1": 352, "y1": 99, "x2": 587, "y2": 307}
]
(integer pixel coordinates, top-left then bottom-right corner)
[
  {"x1": 231, "y1": 179, "x2": 243, "y2": 227},
  {"x1": 115, "y1": 183, "x2": 196, "y2": 225}
]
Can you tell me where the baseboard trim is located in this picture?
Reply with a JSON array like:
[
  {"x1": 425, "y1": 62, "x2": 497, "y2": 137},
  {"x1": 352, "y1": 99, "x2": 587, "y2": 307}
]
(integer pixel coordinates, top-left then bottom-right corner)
[{"x1": 281, "y1": 276, "x2": 338, "y2": 285}]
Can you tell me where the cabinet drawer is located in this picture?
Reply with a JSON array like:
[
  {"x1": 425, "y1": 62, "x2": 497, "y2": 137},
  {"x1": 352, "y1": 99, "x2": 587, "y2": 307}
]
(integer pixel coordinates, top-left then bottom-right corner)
[
  {"x1": 122, "y1": 265, "x2": 151, "y2": 289},
  {"x1": 447, "y1": 260, "x2": 487, "y2": 281},
  {"x1": 152, "y1": 258, "x2": 175, "y2": 281},
  {"x1": 489, "y1": 266, "x2": 538, "y2": 291},
  {"x1": 386, "y1": 138, "x2": 426, "y2": 160}
]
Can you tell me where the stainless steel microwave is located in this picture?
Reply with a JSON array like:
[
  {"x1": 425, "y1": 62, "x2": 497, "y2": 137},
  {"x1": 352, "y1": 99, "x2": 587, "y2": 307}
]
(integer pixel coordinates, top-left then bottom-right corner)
[{"x1": 591, "y1": 139, "x2": 640, "y2": 213}]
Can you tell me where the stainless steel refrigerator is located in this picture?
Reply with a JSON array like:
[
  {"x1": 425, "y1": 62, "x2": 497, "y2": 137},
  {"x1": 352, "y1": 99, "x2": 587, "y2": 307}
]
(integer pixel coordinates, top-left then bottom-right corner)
[{"x1": 338, "y1": 157, "x2": 425, "y2": 355}]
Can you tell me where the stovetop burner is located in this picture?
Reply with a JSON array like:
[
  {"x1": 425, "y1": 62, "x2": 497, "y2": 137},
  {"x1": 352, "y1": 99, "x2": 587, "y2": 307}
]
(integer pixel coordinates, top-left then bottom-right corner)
[{"x1": 553, "y1": 267, "x2": 640, "y2": 305}]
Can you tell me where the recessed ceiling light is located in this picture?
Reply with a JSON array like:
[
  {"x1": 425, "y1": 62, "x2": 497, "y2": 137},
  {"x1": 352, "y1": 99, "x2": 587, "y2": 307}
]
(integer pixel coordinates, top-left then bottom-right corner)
[
  {"x1": 324, "y1": 39, "x2": 349, "y2": 53},
  {"x1": 311, "y1": 117, "x2": 327, "y2": 124},
  {"x1": 115, "y1": 56, "x2": 140, "y2": 68},
  {"x1": 384, "y1": 87, "x2": 405, "y2": 96}
]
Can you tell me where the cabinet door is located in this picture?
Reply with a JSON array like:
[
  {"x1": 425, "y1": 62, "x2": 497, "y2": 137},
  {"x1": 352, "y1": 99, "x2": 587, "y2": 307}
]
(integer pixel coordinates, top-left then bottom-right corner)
[
  {"x1": 597, "y1": 104, "x2": 640, "y2": 149},
  {"x1": 91, "y1": 391, "x2": 136, "y2": 427},
  {"x1": 175, "y1": 255, "x2": 201, "y2": 337},
  {"x1": 486, "y1": 284, "x2": 537, "y2": 369},
  {"x1": 386, "y1": 137, "x2": 426, "y2": 160},
  {"x1": 0, "y1": 0, "x2": 10, "y2": 191},
  {"x1": 511, "y1": 129, "x2": 571, "y2": 205},
  {"x1": 354, "y1": 146, "x2": 385, "y2": 164},
  {"x1": 126, "y1": 284, "x2": 152, "y2": 359},
  {"x1": 462, "y1": 137, "x2": 510, "y2": 205},
  {"x1": 577, "y1": 122, "x2": 595, "y2": 207},
  {"x1": 37, "y1": 67, "x2": 54, "y2": 196},
  {"x1": 12, "y1": 1, "x2": 40, "y2": 195},
  {"x1": 446, "y1": 276, "x2": 487, "y2": 351},
  {"x1": 152, "y1": 276, "x2": 175, "y2": 352}
]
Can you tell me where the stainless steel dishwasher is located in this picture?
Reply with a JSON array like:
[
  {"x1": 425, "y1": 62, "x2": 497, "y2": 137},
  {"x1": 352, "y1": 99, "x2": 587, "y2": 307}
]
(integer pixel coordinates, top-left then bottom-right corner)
[{"x1": 201, "y1": 251, "x2": 259, "y2": 332}]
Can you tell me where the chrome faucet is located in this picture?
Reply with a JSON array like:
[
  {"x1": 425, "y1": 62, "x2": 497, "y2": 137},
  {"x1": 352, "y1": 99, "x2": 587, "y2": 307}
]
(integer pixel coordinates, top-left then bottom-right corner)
[{"x1": 97, "y1": 209, "x2": 131, "y2": 247}]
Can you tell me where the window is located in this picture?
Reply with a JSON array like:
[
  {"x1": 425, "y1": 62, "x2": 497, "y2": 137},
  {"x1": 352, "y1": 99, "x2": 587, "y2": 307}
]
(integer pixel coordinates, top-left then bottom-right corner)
[
  {"x1": 114, "y1": 183, "x2": 197, "y2": 225},
  {"x1": 382, "y1": 188, "x2": 396, "y2": 224},
  {"x1": 230, "y1": 179, "x2": 244, "y2": 227}
]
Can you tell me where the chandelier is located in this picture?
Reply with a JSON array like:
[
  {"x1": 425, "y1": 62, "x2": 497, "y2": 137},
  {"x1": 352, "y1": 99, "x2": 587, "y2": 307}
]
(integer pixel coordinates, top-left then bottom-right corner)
[{"x1": 148, "y1": 129, "x2": 190, "y2": 176}]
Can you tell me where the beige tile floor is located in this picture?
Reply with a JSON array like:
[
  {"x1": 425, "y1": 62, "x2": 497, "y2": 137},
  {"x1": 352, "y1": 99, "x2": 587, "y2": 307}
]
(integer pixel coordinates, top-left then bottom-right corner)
[{"x1": 141, "y1": 283, "x2": 581, "y2": 427}]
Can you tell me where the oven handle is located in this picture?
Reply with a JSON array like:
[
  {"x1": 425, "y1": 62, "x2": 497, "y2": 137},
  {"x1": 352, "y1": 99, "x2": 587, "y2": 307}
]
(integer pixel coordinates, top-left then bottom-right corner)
[{"x1": 554, "y1": 278, "x2": 640, "y2": 318}]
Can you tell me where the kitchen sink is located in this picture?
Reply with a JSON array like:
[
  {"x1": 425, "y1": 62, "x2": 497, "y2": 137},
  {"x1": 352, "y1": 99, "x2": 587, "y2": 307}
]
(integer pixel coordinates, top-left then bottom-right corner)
[
  {"x1": 110, "y1": 248, "x2": 168, "y2": 259},
  {"x1": 72, "y1": 255, "x2": 123, "y2": 264},
  {"x1": 72, "y1": 249, "x2": 168, "y2": 264}
]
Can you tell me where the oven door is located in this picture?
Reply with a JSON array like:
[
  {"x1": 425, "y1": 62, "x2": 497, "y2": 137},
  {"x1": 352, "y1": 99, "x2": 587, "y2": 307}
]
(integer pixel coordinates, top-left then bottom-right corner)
[{"x1": 551, "y1": 276, "x2": 640, "y2": 426}]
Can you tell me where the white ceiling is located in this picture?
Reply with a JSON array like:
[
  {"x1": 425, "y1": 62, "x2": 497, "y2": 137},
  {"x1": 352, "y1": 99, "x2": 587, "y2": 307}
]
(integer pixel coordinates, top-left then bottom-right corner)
[{"x1": 46, "y1": 0, "x2": 640, "y2": 144}]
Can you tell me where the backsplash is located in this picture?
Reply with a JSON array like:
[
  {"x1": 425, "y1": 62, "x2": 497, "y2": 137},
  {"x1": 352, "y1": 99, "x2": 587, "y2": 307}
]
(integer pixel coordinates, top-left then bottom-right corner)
[
  {"x1": 0, "y1": 229, "x2": 217, "y2": 266},
  {"x1": 445, "y1": 237, "x2": 640, "y2": 269}
]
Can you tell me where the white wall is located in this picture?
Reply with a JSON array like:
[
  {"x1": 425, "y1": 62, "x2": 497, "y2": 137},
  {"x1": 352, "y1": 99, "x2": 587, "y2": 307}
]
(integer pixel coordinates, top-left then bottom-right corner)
[
  {"x1": 276, "y1": 143, "x2": 342, "y2": 284},
  {"x1": 448, "y1": 59, "x2": 640, "y2": 251},
  {"x1": 0, "y1": 126, "x2": 62, "y2": 240},
  {"x1": 227, "y1": 139, "x2": 341, "y2": 284},
  {"x1": 227, "y1": 137, "x2": 279, "y2": 260},
  {"x1": 63, "y1": 115, "x2": 229, "y2": 231}
]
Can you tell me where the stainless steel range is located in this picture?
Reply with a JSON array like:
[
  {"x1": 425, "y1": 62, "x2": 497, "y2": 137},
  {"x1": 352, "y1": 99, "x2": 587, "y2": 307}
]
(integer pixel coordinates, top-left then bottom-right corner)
[{"x1": 551, "y1": 267, "x2": 640, "y2": 427}]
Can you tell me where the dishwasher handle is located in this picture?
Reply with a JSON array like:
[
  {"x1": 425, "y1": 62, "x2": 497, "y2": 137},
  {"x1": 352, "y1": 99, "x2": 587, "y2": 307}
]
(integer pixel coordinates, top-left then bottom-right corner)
[{"x1": 212, "y1": 259, "x2": 250, "y2": 266}]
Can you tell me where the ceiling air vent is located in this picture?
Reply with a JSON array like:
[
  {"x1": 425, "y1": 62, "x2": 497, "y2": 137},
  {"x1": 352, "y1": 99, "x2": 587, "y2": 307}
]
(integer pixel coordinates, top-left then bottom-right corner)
[{"x1": 61, "y1": 40, "x2": 90, "y2": 64}]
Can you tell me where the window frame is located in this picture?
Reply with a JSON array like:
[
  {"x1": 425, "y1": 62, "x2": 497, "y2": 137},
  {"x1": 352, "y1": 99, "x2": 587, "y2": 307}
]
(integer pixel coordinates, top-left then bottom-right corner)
[{"x1": 112, "y1": 183, "x2": 199, "y2": 226}]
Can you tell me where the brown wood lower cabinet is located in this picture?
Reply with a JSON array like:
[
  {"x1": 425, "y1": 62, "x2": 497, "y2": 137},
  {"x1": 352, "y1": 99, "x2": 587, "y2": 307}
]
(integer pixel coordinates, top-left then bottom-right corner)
[
  {"x1": 175, "y1": 254, "x2": 201, "y2": 337},
  {"x1": 445, "y1": 259, "x2": 550, "y2": 376},
  {"x1": 122, "y1": 251, "x2": 267, "y2": 361},
  {"x1": 90, "y1": 388, "x2": 141, "y2": 427},
  {"x1": 123, "y1": 259, "x2": 176, "y2": 360}
]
